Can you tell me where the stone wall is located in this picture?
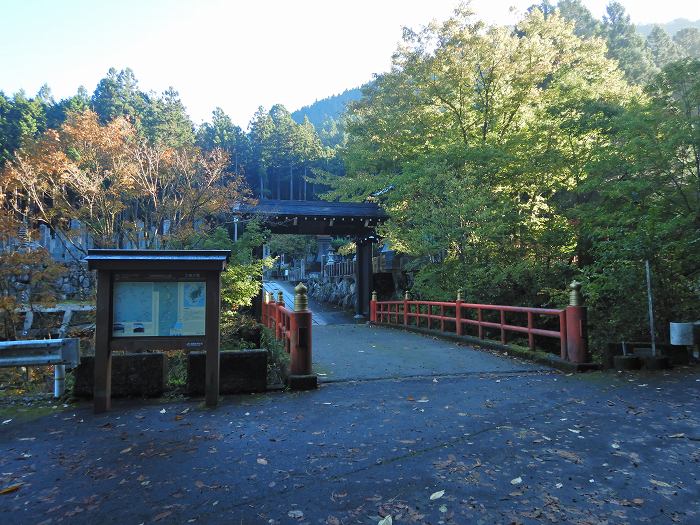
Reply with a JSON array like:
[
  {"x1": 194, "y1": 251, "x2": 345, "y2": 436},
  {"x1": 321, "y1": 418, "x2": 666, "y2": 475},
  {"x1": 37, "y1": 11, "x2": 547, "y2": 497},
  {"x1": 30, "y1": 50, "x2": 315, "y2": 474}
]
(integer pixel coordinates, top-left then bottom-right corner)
[
  {"x1": 306, "y1": 274, "x2": 356, "y2": 310},
  {"x1": 56, "y1": 261, "x2": 94, "y2": 300},
  {"x1": 7, "y1": 259, "x2": 93, "y2": 302}
]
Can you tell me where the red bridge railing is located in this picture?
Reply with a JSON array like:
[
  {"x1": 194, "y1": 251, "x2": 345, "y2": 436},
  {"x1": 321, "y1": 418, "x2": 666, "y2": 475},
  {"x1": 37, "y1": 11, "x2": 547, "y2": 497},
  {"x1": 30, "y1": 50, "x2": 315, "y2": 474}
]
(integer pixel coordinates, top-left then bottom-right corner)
[
  {"x1": 261, "y1": 285, "x2": 316, "y2": 387},
  {"x1": 370, "y1": 282, "x2": 589, "y2": 363}
]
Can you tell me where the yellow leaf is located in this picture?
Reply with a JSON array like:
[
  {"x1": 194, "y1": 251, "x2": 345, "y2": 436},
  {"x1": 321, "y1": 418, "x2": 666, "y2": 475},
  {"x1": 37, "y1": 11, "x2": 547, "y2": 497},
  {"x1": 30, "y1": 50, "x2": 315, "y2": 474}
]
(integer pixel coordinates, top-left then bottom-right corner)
[{"x1": 0, "y1": 483, "x2": 22, "y2": 495}]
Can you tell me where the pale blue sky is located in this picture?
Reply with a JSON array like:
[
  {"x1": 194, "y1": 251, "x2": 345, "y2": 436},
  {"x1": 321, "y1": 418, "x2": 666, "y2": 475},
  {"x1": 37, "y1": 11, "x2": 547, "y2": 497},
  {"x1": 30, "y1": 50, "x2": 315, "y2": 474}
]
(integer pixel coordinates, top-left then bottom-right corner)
[{"x1": 1, "y1": 0, "x2": 698, "y2": 127}]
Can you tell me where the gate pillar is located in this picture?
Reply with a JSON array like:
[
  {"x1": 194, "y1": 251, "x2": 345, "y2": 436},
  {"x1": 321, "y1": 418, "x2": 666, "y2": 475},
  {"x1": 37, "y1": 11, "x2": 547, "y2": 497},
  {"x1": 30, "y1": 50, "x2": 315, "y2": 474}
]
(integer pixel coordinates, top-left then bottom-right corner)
[{"x1": 354, "y1": 238, "x2": 373, "y2": 318}]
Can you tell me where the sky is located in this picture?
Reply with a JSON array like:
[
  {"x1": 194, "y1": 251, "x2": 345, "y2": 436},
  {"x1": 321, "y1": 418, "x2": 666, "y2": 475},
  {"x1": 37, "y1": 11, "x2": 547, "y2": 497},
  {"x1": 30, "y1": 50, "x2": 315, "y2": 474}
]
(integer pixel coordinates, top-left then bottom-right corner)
[{"x1": 1, "y1": 0, "x2": 699, "y2": 128}]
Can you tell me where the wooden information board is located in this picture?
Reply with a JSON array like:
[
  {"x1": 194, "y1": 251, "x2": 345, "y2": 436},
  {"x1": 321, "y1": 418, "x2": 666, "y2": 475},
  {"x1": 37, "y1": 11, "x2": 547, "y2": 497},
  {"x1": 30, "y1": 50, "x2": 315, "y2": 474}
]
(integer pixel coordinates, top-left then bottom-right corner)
[{"x1": 85, "y1": 250, "x2": 231, "y2": 412}]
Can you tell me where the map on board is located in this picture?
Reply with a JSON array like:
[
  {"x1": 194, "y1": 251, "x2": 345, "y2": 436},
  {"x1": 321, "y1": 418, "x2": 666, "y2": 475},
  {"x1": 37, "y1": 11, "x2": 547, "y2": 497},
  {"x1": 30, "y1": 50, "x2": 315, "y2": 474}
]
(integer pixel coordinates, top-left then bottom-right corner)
[{"x1": 112, "y1": 281, "x2": 206, "y2": 337}]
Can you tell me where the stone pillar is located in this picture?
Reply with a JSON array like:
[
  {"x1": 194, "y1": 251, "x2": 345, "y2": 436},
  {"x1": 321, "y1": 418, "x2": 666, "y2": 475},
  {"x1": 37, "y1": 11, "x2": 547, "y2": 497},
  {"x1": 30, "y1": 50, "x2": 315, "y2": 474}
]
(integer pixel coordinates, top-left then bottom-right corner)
[{"x1": 316, "y1": 235, "x2": 332, "y2": 263}]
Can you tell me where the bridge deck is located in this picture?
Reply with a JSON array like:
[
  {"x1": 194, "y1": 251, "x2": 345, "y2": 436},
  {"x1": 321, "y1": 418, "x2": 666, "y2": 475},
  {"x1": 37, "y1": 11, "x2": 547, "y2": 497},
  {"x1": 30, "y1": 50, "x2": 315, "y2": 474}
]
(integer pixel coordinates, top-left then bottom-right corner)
[{"x1": 312, "y1": 323, "x2": 549, "y2": 382}]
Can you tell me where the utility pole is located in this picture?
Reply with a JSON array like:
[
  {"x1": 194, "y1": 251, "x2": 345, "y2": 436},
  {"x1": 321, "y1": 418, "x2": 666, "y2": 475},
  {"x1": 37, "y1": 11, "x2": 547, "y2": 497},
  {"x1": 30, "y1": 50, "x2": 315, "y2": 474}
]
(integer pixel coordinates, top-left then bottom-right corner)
[{"x1": 645, "y1": 260, "x2": 656, "y2": 357}]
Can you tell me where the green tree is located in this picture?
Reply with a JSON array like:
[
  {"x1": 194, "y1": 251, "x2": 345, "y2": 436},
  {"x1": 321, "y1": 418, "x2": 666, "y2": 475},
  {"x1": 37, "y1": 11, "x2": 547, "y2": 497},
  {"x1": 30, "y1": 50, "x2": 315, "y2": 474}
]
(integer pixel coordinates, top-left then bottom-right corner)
[
  {"x1": 673, "y1": 27, "x2": 700, "y2": 59},
  {"x1": 646, "y1": 25, "x2": 682, "y2": 69},
  {"x1": 557, "y1": 0, "x2": 601, "y2": 39},
  {"x1": 197, "y1": 107, "x2": 250, "y2": 179},
  {"x1": 581, "y1": 58, "x2": 700, "y2": 344},
  {"x1": 142, "y1": 87, "x2": 195, "y2": 148},
  {"x1": 603, "y1": 2, "x2": 655, "y2": 84},
  {"x1": 247, "y1": 105, "x2": 327, "y2": 201},
  {"x1": 324, "y1": 6, "x2": 631, "y2": 312},
  {"x1": 0, "y1": 90, "x2": 48, "y2": 167},
  {"x1": 46, "y1": 86, "x2": 90, "y2": 129},
  {"x1": 91, "y1": 67, "x2": 149, "y2": 124},
  {"x1": 248, "y1": 106, "x2": 274, "y2": 198}
]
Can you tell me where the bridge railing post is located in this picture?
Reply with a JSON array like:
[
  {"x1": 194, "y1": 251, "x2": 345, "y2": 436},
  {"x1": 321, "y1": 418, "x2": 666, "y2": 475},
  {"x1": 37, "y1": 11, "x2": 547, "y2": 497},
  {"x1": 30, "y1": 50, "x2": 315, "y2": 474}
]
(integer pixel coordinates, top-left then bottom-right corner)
[
  {"x1": 262, "y1": 292, "x2": 268, "y2": 327},
  {"x1": 370, "y1": 291, "x2": 377, "y2": 323},
  {"x1": 403, "y1": 290, "x2": 410, "y2": 326},
  {"x1": 275, "y1": 291, "x2": 284, "y2": 340},
  {"x1": 565, "y1": 281, "x2": 589, "y2": 363},
  {"x1": 455, "y1": 289, "x2": 463, "y2": 336},
  {"x1": 288, "y1": 283, "x2": 317, "y2": 390}
]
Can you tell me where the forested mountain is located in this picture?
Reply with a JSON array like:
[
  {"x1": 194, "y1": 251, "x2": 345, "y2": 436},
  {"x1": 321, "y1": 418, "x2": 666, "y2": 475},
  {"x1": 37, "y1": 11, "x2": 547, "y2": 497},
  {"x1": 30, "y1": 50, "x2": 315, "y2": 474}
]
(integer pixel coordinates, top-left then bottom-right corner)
[
  {"x1": 291, "y1": 88, "x2": 362, "y2": 130},
  {"x1": 637, "y1": 18, "x2": 700, "y2": 37}
]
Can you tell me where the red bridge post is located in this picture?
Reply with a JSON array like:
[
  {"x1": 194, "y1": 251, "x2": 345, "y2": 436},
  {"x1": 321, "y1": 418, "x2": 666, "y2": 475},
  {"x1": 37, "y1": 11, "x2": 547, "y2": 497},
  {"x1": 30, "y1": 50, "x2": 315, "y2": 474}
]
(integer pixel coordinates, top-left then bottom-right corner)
[
  {"x1": 565, "y1": 281, "x2": 589, "y2": 363},
  {"x1": 288, "y1": 283, "x2": 317, "y2": 390},
  {"x1": 370, "y1": 291, "x2": 377, "y2": 323},
  {"x1": 275, "y1": 290, "x2": 284, "y2": 340}
]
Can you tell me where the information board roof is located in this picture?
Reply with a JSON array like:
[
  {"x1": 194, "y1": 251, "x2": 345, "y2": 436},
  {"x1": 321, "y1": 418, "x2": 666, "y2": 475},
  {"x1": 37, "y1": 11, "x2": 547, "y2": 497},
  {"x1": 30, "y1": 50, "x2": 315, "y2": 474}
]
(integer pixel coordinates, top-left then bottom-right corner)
[{"x1": 85, "y1": 249, "x2": 231, "y2": 271}]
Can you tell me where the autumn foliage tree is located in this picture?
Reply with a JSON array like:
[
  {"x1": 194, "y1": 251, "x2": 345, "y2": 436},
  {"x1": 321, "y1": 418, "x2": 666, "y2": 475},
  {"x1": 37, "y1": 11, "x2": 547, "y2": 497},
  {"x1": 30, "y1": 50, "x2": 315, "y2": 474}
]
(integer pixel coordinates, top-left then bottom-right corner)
[
  {"x1": 0, "y1": 210, "x2": 65, "y2": 340},
  {"x1": 1, "y1": 109, "x2": 252, "y2": 254}
]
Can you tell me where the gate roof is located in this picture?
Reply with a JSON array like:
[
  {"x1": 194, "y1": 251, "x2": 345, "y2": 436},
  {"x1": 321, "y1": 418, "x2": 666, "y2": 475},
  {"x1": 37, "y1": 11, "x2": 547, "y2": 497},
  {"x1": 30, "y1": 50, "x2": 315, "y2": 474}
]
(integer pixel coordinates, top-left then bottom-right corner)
[{"x1": 237, "y1": 200, "x2": 387, "y2": 236}]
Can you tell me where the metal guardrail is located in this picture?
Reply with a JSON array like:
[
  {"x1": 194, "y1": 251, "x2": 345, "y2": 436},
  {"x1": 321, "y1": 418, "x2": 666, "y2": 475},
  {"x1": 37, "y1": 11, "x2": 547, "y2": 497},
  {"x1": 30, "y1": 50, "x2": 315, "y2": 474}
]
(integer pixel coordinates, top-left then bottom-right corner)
[{"x1": 0, "y1": 338, "x2": 80, "y2": 397}]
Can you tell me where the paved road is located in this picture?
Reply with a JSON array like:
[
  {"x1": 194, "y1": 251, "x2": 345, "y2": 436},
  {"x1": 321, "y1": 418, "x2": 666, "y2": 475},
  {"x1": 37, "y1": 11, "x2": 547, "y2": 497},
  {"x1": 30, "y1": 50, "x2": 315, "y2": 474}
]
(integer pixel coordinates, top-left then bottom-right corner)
[
  {"x1": 1, "y1": 368, "x2": 698, "y2": 524},
  {"x1": 2, "y1": 293, "x2": 697, "y2": 524}
]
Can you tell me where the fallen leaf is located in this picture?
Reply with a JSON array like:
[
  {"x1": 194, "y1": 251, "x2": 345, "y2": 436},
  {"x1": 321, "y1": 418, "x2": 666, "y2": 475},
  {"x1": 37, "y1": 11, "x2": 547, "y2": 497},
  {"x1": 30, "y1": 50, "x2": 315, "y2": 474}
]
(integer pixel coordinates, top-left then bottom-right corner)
[
  {"x1": 568, "y1": 428, "x2": 580, "y2": 434},
  {"x1": 439, "y1": 504, "x2": 447, "y2": 513},
  {"x1": 650, "y1": 479, "x2": 672, "y2": 488},
  {"x1": 668, "y1": 433, "x2": 685, "y2": 439},
  {"x1": 120, "y1": 447, "x2": 132, "y2": 454},
  {"x1": 555, "y1": 483, "x2": 563, "y2": 489},
  {"x1": 553, "y1": 449, "x2": 582, "y2": 464},
  {"x1": 416, "y1": 398, "x2": 429, "y2": 403},
  {"x1": 0, "y1": 483, "x2": 22, "y2": 495},
  {"x1": 153, "y1": 510, "x2": 172, "y2": 521},
  {"x1": 159, "y1": 409, "x2": 166, "y2": 414},
  {"x1": 430, "y1": 490, "x2": 445, "y2": 500},
  {"x1": 611, "y1": 443, "x2": 620, "y2": 449},
  {"x1": 511, "y1": 477, "x2": 523, "y2": 485},
  {"x1": 2, "y1": 419, "x2": 11, "y2": 425},
  {"x1": 378, "y1": 516, "x2": 392, "y2": 525},
  {"x1": 288, "y1": 510, "x2": 304, "y2": 519},
  {"x1": 257, "y1": 458, "x2": 268, "y2": 465}
]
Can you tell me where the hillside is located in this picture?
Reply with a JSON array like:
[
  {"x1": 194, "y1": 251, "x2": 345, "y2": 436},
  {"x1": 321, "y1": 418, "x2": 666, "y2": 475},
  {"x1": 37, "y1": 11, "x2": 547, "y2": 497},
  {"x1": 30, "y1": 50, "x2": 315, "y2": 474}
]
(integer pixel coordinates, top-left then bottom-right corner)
[
  {"x1": 291, "y1": 87, "x2": 362, "y2": 130},
  {"x1": 637, "y1": 18, "x2": 700, "y2": 37}
]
